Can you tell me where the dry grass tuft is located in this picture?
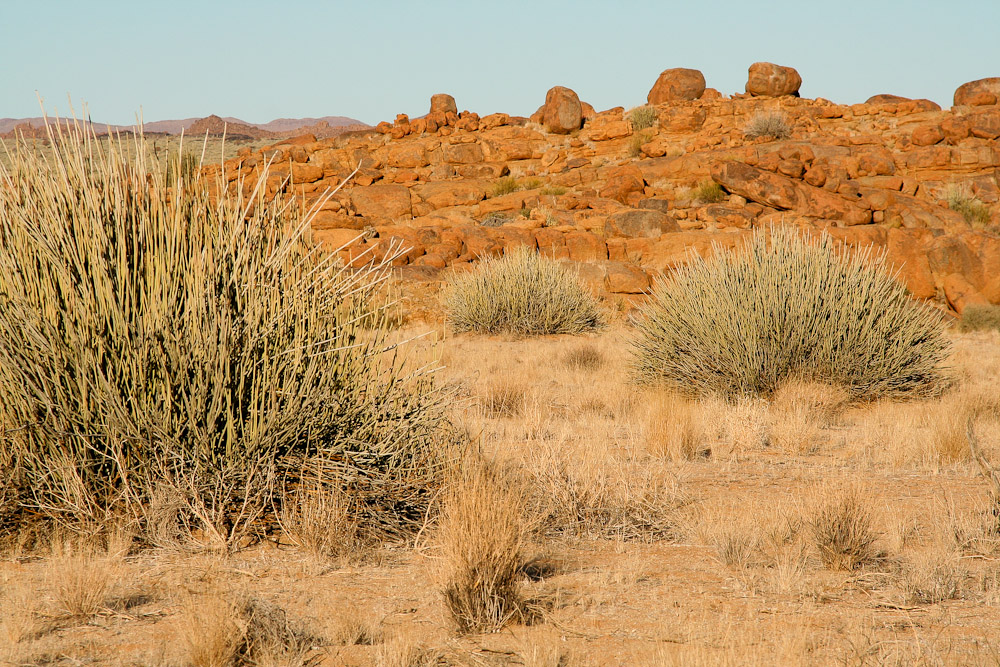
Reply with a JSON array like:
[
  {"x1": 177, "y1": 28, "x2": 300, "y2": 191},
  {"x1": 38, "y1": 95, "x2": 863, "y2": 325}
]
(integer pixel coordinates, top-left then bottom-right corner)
[
  {"x1": 279, "y1": 480, "x2": 367, "y2": 563},
  {"x1": 439, "y1": 460, "x2": 532, "y2": 633},
  {"x1": 692, "y1": 179, "x2": 725, "y2": 203},
  {"x1": 330, "y1": 607, "x2": 384, "y2": 646},
  {"x1": 643, "y1": 391, "x2": 707, "y2": 461},
  {"x1": 946, "y1": 496, "x2": 1000, "y2": 556},
  {"x1": 563, "y1": 344, "x2": 605, "y2": 372},
  {"x1": 47, "y1": 544, "x2": 125, "y2": 619},
  {"x1": 628, "y1": 105, "x2": 658, "y2": 130},
  {"x1": 768, "y1": 380, "x2": 848, "y2": 454},
  {"x1": 178, "y1": 592, "x2": 316, "y2": 667},
  {"x1": 696, "y1": 502, "x2": 805, "y2": 573},
  {"x1": 946, "y1": 184, "x2": 991, "y2": 227},
  {"x1": 480, "y1": 378, "x2": 526, "y2": 418},
  {"x1": 529, "y1": 449, "x2": 688, "y2": 541},
  {"x1": 898, "y1": 550, "x2": 966, "y2": 604},
  {"x1": 958, "y1": 304, "x2": 1000, "y2": 332},
  {"x1": 807, "y1": 484, "x2": 884, "y2": 571},
  {"x1": 375, "y1": 632, "x2": 441, "y2": 667},
  {"x1": 743, "y1": 111, "x2": 792, "y2": 140},
  {"x1": 0, "y1": 576, "x2": 45, "y2": 658}
]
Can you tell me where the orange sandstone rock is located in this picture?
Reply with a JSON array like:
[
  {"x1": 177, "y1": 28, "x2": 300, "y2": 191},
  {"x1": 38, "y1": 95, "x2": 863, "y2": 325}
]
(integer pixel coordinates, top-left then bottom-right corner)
[
  {"x1": 746, "y1": 62, "x2": 802, "y2": 97},
  {"x1": 646, "y1": 68, "x2": 706, "y2": 104}
]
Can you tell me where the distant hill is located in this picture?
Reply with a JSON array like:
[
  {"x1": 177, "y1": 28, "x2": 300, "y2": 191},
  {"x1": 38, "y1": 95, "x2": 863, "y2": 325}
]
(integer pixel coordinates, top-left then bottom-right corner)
[
  {"x1": 0, "y1": 114, "x2": 370, "y2": 139},
  {"x1": 256, "y1": 116, "x2": 363, "y2": 133}
]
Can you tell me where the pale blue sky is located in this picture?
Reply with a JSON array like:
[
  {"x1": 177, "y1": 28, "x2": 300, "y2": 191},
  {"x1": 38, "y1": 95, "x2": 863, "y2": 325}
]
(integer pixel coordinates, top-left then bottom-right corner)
[{"x1": 1, "y1": 0, "x2": 997, "y2": 125}]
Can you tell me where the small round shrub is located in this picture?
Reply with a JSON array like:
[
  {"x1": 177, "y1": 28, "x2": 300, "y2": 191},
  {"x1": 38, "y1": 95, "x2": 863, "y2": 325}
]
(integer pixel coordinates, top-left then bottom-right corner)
[
  {"x1": 946, "y1": 185, "x2": 991, "y2": 227},
  {"x1": 628, "y1": 106, "x2": 658, "y2": 131},
  {"x1": 743, "y1": 111, "x2": 791, "y2": 140},
  {"x1": 445, "y1": 247, "x2": 603, "y2": 335},
  {"x1": 693, "y1": 179, "x2": 725, "y2": 203},
  {"x1": 489, "y1": 176, "x2": 520, "y2": 198},
  {"x1": 631, "y1": 227, "x2": 950, "y2": 399}
]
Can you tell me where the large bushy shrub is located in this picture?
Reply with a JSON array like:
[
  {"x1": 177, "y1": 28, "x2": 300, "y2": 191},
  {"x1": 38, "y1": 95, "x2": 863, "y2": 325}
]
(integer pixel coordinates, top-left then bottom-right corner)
[
  {"x1": 0, "y1": 122, "x2": 450, "y2": 549},
  {"x1": 444, "y1": 247, "x2": 603, "y2": 336},
  {"x1": 631, "y1": 227, "x2": 950, "y2": 399}
]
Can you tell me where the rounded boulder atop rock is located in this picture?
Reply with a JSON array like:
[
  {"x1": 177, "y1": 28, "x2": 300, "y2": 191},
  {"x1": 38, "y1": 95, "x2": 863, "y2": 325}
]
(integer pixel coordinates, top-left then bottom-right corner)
[
  {"x1": 647, "y1": 68, "x2": 706, "y2": 104},
  {"x1": 430, "y1": 93, "x2": 458, "y2": 115},
  {"x1": 542, "y1": 86, "x2": 583, "y2": 134},
  {"x1": 745, "y1": 62, "x2": 802, "y2": 97},
  {"x1": 954, "y1": 78, "x2": 1000, "y2": 107}
]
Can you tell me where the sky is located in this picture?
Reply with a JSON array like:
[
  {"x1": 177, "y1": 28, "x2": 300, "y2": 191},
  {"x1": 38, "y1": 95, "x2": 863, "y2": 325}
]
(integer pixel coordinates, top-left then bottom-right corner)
[{"x1": 1, "y1": 0, "x2": 998, "y2": 126}]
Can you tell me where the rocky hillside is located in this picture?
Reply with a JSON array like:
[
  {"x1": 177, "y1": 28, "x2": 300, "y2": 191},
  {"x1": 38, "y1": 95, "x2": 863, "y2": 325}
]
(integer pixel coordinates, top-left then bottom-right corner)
[{"x1": 205, "y1": 65, "x2": 1000, "y2": 315}]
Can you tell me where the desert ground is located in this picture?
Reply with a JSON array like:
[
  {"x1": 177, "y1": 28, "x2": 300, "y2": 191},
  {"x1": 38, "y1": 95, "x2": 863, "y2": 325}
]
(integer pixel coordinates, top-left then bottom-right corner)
[{"x1": 3, "y1": 299, "x2": 1000, "y2": 666}]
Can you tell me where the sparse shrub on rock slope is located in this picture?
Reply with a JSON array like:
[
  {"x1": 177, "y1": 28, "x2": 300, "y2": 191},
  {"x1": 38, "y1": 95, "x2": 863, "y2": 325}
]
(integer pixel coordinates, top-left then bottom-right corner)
[
  {"x1": 445, "y1": 247, "x2": 603, "y2": 336},
  {"x1": 743, "y1": 110, "x2": 791, "y2": 140},
  {"x1": 0, "y1": 123, "x2": 450, "y2": 549},
  {"x1": 631, "y1": 227, "x2": 950, "y2": 400}
]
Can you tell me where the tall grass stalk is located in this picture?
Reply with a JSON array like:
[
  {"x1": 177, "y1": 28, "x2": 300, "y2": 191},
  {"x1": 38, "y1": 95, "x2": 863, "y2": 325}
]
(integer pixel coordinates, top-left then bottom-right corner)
[{"x1": 0, "y1": 117, "x2": 449, "y2": 549}]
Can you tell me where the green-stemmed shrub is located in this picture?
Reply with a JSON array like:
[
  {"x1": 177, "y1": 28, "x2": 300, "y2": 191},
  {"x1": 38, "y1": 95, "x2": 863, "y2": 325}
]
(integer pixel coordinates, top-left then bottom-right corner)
[
  {"x1": 445, "y1": 247, "x2": 603, "y2": 336},
  {"x1": 631, "y1": 228, "x2": 950, "y2": 399},
  {"x1": 0, "y1": 121, "x2": 450, "y2": 549}
]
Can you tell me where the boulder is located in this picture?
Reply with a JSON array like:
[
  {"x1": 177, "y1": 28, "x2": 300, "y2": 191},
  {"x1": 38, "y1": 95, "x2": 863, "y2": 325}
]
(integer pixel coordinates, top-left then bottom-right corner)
[
  {"x1": 411, "y1": 180, "x2": 487, "y2": 213},
  {"x1": 711, "y1": 161, "x2": 871, "y2": 226},
  {"x1": 745, "y1": 62, "x2": 802, "y2": 97},
  {"x1": 647, "y1": 68, "x2": 706, "y2": 104},
  {"x1": 430, "y1": 94, "x2": 458, "y2": 115},
  {"x1": 598, "y1": 164, "x2": 646, "y2": 203},
  {"x1": 604, "y1": 209, "x2": 680, "y2": 238},
  {"x1": 944, "y1": 273, "x2": 990, "y2": 314},
  {"x1": 954, "y1": 78, "x2": 1000, "y2": 107},
  {"x1": 604, "y1": 262, "x2": 650, "y2": 293},
  {"x1": 968, "y1": 108, "x2": 1000, "y2": 139},
  {"x1": 866, "y1": 94, "x2": 911, "y2": 104},
  {"x1": 349, "y1": 183, "x2": 412, "y2": 220},
  {"x1": 542, "y1": 86, "x2": 583, "y2": 134},
  {"x1": 911, "y1": 124, "x2": 944, "y2": 146}
]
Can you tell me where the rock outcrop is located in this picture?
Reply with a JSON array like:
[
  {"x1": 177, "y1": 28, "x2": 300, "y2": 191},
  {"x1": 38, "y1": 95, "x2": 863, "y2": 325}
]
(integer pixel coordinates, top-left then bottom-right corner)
[
  {"x1": 206, "y1": 64, "x2": 1000, "y2": 311},
  {"x1": 955, "y1": 78, "x2": 1000, "y2": 107},
  {"x1": 430, "y1": 94, "x2": 458, "y2": 115}
]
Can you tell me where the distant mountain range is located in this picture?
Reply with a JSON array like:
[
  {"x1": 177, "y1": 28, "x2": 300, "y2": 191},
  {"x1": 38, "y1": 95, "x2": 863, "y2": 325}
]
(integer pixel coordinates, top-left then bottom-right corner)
[{"x1": 0, "y1": 114, "x2": 370, "y2": 139}]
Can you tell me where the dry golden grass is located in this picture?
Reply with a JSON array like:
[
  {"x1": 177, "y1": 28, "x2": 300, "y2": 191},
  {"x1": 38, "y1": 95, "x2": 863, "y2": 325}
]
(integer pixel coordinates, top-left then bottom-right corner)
[
  {"x1": 5, "y1": 325, "x2": 1000, "y2": 664},
  {"x1": 177, "y1": 590, "x2": 316, "y2": 667},
  {"x1": 438, "y1": 459, "x2": 532, "y2": 633},
  {"x1": 807, "y1": 482, "x2": 884, "y2": 571},
  {"x1": 278, "y1": 480, "x2": 367, "y2": 563}
]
